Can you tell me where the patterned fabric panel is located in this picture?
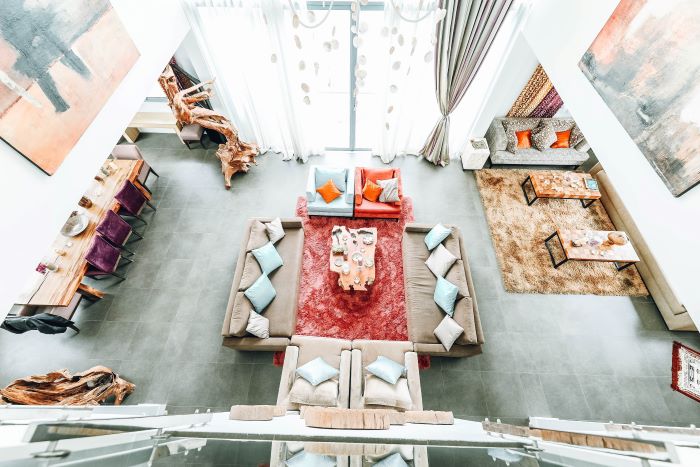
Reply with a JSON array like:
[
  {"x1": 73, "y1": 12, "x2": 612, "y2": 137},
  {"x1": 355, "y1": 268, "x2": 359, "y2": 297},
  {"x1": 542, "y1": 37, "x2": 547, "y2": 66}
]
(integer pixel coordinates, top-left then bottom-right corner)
[
  {"x1": 529, "y1": 87, "x2": 564, "y2": 118},
  {"x1": 507, "y1": 65, "x2": 551, "y2": 118}
]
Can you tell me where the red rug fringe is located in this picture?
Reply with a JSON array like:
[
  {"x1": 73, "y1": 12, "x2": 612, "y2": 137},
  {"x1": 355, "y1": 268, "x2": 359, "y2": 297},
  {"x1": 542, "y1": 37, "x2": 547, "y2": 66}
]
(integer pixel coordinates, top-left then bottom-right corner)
[{"x1": 273, "y1": 351, "x2": 285, "y2": 367}]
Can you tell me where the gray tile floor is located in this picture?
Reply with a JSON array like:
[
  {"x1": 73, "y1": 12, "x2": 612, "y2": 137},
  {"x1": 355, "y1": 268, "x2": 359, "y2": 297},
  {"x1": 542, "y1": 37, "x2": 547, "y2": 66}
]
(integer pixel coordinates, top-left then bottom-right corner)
[{"x1": 2, "y1": 133, "x2": 699, "y2": 425}]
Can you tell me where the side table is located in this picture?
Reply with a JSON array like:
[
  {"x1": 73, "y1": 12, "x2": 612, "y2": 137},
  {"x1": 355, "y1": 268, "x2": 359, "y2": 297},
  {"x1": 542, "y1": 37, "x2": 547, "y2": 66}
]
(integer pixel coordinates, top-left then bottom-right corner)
[{"x1": 461, "y1": 137, "x2": 490, "y2": 170}]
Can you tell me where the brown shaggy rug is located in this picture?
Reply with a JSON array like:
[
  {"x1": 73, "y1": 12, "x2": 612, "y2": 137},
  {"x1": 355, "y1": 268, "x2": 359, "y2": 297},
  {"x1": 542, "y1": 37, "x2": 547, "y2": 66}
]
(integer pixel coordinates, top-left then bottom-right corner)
[{"x1": 475, "y1": 169, "x2": 648, "y2": 296}]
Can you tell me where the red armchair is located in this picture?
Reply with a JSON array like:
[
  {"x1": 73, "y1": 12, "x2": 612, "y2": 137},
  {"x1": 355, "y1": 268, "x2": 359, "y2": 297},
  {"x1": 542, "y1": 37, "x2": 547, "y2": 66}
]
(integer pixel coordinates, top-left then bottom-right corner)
[{"x1": 354, "y1": 167, "x2": 403, "y2": 219}]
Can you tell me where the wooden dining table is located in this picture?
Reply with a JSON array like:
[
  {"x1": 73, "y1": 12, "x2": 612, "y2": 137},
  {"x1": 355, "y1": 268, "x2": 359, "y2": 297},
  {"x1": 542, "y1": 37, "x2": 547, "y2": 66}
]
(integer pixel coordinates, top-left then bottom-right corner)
[{"x1": 15, "y1": 159, "x2": 149, "y2": 307}]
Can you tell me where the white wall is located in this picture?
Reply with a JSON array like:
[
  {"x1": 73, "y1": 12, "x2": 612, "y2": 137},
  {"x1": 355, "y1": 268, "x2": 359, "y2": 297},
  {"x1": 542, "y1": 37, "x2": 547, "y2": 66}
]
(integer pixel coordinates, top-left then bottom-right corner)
[
  {"x1": 521, "y1": 0, "x2": 700, "y2": 325},
  {"x1": 0, "y1": 0, "x2": 190, "y2": 320}
]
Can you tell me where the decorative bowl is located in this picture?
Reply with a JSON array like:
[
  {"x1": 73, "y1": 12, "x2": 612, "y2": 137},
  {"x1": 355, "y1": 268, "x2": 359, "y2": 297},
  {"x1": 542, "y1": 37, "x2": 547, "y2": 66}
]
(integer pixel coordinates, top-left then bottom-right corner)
[
  {"x1": 608, "y1": 232, "x2": 627, "y2": 246},
  {"x1": 351, "y1": 252, "x2": 363, "y2": 263},
  {"x1": 362, "y1": 235, "x2": 374, "y2": 245},
  {"x1": 365, "y1": 259, "x2": 374, "y2": 268},
  {"x1": 61, "y1": 212, "x2": 89, "y2": 237},
  {"x1": 334, "y1": 258, "x2": 343, "y2": 267}
]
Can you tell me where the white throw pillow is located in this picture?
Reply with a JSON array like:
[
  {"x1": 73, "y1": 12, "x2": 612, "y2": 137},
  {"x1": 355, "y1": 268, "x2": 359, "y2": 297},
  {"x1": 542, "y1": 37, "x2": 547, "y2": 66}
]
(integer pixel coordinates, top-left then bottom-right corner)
[
  {"x1": 377, "y1": 178, "x2": 400, "y2": 202},
  {"x1": 289, "y1": 377, "x2": 338, "y2": 407},
  {"x1": 246, "y1": 310, "x2": 269, "y2": 338},
  {"x1": 425, "y1": 243, "x2": 457, "y2": 278},
  {"x1": 434, "y1": 315, "x2": 464, "y2": 351},
  {"x1": 265, "y1": 217, "x2": 285, "y2": 244},
  {"x1": 363, "y1": 375, "x2": 412, "y2": 410},
  {"x1": 296, "y1": 357, "x2": 339, "y2": 386}
]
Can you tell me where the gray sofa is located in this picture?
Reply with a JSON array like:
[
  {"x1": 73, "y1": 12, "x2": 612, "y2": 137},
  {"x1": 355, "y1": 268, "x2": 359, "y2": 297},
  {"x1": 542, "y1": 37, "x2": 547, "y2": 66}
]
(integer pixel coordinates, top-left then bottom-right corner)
[
  {"x1": 222, "y1": 217, "x2": 304, "y2": 351},
  {"x1": 402, "y1": 223, "x2": 484, "y2": 357},
  {"x1": 485, "y1": 117, "x2": 590, "y2": 167}
]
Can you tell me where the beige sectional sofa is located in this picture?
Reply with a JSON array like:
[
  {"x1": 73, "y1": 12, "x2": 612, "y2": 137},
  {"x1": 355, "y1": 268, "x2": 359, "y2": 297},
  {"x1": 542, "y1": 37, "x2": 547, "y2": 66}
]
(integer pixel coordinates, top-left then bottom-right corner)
[
  {"x1": 222, "y1": 217, "x2": 305, "y2": 350},
  {"x1": 402, "y1": 223, "x2": 484, "y2": 357},
  {"x1": 591, "y1": 165, "x2": 695, "y2": 331}
]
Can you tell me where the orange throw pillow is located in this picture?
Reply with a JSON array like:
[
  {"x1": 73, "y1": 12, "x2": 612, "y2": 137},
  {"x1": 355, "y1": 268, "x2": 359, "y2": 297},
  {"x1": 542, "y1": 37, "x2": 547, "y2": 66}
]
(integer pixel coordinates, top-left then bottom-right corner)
[
  {"x1": 362, "y1": 180, "x2": 383, "y2": 202},
  {"x1": 515, "y1": 129, "x2": 532, "y2": 149},
  {"x1": 550, "y1": 129, "x2": 571, "y2": 149},
  {"x1": 316, "y1": 179, "x2": 342, "y2": 203}
]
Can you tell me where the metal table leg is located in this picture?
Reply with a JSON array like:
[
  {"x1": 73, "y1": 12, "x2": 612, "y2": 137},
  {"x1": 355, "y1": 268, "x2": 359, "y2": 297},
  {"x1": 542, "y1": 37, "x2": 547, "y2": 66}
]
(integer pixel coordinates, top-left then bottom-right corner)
[
  {"x1": 581, "y1": 199, "x2": 596, "y2": 208},
  {"x1": 615, "y1": 261, "x2": 635, "y2": 271},
  {"x1": 544, "y1": 231, "x2": 569, "y2": 269},
  {"x1": 521, "y1": 176, "x2": 538, "y2": 206}
]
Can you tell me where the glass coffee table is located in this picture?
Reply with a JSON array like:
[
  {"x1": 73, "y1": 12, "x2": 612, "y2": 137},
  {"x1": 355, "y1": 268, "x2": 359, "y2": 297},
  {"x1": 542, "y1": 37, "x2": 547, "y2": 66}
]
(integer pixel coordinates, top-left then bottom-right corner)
[{"x1": 329, "y1": 226, "x2": 377, "y2": 291}]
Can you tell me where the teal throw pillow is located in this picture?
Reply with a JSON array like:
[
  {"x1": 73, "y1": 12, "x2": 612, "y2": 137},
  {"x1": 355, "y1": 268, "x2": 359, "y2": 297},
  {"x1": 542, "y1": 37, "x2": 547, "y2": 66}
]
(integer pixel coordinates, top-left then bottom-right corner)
[
  {"x1": 434, "y1": 276, "x2": 459, "y2": 316},
  {"x1": 244, "y1": 274, "x2": 276, "y2": 313},
  {"x1": 315, "y1": 167, "x2": 346, "y2": 192},
  {"x1": 252, "y1": 241, "x2": 283, "y2": 274},
  {"x1": 366, "y1": 356, "x2": 406, "y2": 385},
  {"x1": 296, "y1": 357, "x2": 339, "y2": 386},
  {"x1": 286, "y1": 451, "x2": 336, "y2": 467},
  {"x1": 424, "y1": 223, "x2": 452, "y2": 250},
  {"x1": 374, "y1": 453, "x2": 409, "y2": 467}
]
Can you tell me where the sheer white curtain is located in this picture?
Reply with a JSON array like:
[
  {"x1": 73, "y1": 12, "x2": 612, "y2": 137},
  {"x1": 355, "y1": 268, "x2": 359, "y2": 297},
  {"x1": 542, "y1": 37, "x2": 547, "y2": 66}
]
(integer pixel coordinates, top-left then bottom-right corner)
[
  {"x1": 362, "y1": 0, "x2": 442, "y2": 163},
  {"x1": 182, "y1": 0, "x2": 325, "y2": 161}
]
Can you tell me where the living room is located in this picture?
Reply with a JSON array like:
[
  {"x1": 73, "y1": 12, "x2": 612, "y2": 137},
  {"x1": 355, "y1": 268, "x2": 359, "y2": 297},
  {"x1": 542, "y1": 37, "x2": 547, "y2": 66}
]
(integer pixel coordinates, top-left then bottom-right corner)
[{"x1": 1, "y1": 0, "x2": 699, "y2": 465}]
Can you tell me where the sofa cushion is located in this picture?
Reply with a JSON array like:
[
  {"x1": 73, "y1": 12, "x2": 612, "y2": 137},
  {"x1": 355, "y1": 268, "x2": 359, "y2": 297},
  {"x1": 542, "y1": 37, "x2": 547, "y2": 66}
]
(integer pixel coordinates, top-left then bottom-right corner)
[
  {"x1": 491, "y1": 149, "x2": 588, "y2": 165},
  {"x1": 364, "y1": 167, "x2": 395, "y2": 184},
  {"x1": 264, "y1": 217, "x2": 285, "y2": 244},
  {"x1": 373, "y1": 452, "x2": 409, "y2": 467},
  {"x1": 252, "y1": 241, "x2": 283, "y2": 274},
  {"x1": 434, "y1": 276, "x2": 459, "y2": 316},
  {"x1": 315, "y1": 167, "x2": 347, "y2": 192},
  {"x1": 502, "y1": 118, "x2": 540, "y2": 152},
  {"x1": 531, "y1": 122, "x2": 557, "y2": 151},
  {"x1": 453, "y1": 297, "x2": 478, "y2": 345},
  {"x1": 425, "y1": 243, "x2": 457, "y2": 278},
  {"x1": 289, "y1": 377, "x2": 338, "y2": 407},
  {"x1": 363, "y1": 375, "x2": 412, "y2": 410},
  {"x1": 445, "y1": 260, "x2": 470, "y2": 297},
  {"x1": 263, "y1": 227, "x2": 304, "y2": 336},
  {"x1": 230, "y1": 292, "x2": 253, "y2": 337},
  {"x1": 246, "y1": 220, "x2": 269, "y2": 252},
  {"x1": 434, "y1": 315, "x2": 464, "y2": 351},
  {"x1": 424, "y1": 223, "x2": 452, "y2": 251},
  {"x1": 246, "y1": 310, "x2": 269, "y2": 338},
  {"x1": 355, "y1": 198, "x2": 401, "y2": 216},
  {"x1": 244, "y1": 274, "x2": 276, "y2": 313},
  {"x1": 239, "y1": 253, "x2": 262, "y2": 291}
]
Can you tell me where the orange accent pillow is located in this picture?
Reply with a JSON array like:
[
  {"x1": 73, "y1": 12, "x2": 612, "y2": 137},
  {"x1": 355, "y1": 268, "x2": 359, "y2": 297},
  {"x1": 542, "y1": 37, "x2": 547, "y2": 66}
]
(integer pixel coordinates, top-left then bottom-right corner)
[
  {"x1": 515, "y1": 130, "x2": 532, "y2": 149},
  {"x1": 316, "y1": 179, "x2": 342, "y2": 203},
  {"x1": 362, "y1": 180, "x2": 383, "y2": 202},
  {"x1": 550, "y1": 129, "x2": 571, "y2": 149},
  {"x1": 364, "y1": 167, "x2": 395, "y2": 184}
]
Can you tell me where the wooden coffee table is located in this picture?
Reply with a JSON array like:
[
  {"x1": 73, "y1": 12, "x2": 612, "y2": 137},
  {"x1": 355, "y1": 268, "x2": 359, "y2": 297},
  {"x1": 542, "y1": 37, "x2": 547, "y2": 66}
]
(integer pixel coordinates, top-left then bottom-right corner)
[
  {"x1": 329, "y1": 226, "x2": 377, "y2": 291},
  {"x1": 522, "y1": 171, "x2": 601, "y2": 208},
  {"x1": 544, "y1": 229, "x2": 640, "y2": 271}
]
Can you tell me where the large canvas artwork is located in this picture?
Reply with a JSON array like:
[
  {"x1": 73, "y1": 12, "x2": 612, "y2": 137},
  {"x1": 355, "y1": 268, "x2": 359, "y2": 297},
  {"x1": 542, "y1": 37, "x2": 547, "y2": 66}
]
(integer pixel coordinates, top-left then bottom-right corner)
[
  {"x1": 579, "y1": 0, "x2": 700, "y2": 197},
  {"x1": 0, "y1": 0, "x2": 139, "y2": 175}
]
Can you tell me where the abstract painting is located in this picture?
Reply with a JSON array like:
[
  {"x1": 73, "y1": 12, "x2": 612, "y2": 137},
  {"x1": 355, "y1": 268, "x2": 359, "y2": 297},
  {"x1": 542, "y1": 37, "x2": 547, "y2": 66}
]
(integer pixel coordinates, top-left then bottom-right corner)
[
  {"x1": 579, "y1": 0, "x2": 700, "y2": 197},
  {"x1": 0, "y1": 0, "x2": 139, "y2": 175}
]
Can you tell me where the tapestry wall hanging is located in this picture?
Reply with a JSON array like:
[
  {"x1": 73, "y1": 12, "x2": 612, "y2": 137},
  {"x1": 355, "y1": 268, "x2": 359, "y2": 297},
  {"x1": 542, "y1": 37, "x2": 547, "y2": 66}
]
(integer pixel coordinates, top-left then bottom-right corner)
[
  {"x1": 507, "y1": 64, "x2": 563, "y2": 119},
  {"x1": 579, "y1": 0, "x2": 700, "y2": 197},
  {"x1": 0, "y1": 0, "x2": 140, "y2": 175},
  {"x1": 671, "y1": 341, "x2": 700, "y2": 403}
]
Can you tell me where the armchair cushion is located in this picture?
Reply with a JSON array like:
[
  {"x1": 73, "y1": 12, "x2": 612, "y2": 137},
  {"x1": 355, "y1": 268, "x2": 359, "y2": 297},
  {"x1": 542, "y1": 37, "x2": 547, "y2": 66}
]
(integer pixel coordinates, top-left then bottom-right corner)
[
  {"x1": 316, "y1": 179, "x2": 342, "y2": 203},
  {"x1": 377, "y1": 178, "x2": 400, "y2": 202},
  {"x1": 364, "y1": 167, "x2": 395, "y2": 184},
  {"x1": 315, "y1": 167, "x2": 347, "y2": 192},
  {"x1": 374, "y1": 452, "x2": 410, "y2": 467},
  {"x1": 308, "y1": 193, "x2": 354, "y2": 215},
  {"x1": 296, "y1": 357, "x2": 339, "y2": 386},
  {"x1": 363, "y1": 375, "x2": 412, "y2": 410},
  {"x1": 289, "y1": 377, "x2": 338, "y2": 407}
]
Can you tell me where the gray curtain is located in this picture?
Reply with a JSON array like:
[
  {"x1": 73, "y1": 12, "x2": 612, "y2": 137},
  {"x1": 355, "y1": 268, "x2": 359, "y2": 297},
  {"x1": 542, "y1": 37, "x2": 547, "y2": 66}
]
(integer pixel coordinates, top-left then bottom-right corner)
[{"x1": 420, "y1": 0, "x2": 514, "y2": 166}]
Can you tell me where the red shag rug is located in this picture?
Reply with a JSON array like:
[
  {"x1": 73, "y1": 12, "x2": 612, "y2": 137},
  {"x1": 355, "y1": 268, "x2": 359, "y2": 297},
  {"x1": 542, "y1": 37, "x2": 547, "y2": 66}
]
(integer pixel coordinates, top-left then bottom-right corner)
[{"x1": 294, "y1": 196, "x2": 414, "y2": 340}]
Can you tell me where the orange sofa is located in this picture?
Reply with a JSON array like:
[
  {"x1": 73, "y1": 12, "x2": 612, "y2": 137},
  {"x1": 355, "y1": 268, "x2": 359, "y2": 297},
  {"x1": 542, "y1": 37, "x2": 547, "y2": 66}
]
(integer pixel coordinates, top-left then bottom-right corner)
[{"x1": 354, "y1": 167, "x2": 403, "y2": 219}]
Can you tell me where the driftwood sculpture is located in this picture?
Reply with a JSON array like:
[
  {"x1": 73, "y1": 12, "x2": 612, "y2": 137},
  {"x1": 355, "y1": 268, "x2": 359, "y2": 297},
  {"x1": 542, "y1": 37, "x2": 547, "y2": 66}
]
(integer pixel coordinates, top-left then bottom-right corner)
[
  {"x1": 158, "y1": 65, "x2": 258, "y2": 189},
  {"x1": 0, "y1": 366, "x2": 134, "y2": 405}
]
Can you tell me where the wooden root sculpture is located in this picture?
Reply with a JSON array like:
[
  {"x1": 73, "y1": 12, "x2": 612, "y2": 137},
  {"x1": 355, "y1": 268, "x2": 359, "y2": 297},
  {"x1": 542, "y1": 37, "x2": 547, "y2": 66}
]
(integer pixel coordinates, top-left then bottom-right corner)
[
  {"x1": 0, "y1": 366, "x2": 134, "y2": 405},
  {"x1": 158, "y1": 66, "x2": 258, "y2": 189}
]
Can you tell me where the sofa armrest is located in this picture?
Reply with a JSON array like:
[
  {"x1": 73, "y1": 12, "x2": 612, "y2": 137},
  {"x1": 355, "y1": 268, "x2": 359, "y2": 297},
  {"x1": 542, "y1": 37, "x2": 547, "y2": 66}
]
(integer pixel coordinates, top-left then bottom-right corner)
[
  {"x1": 354, "y1": 168, "x2": 363, "y2": 206},
  {"x1": 306, "y1": 166, "x2": 317, "y2": 202},
  {"x1": 344, "y1": 168, "x2": 355, "y2": 205},
  {"x1": 404, "y1": 223, "x2": 434, "y2": 233},
  {"x1": 276, "y1": 345, "x2": 299, "y2": 407},
  {"x1": 338, "y1": 349, "x2": 351, "y2": 408},
  {"x1": 485, "y1": 120, "x2": 507, "y2": 155},
  {"x1": 350, "y1": 349, "x2": 363, "y2": 409},
  {"x1": 405, "y1": 352, "x2": 423, "y2": 411}
]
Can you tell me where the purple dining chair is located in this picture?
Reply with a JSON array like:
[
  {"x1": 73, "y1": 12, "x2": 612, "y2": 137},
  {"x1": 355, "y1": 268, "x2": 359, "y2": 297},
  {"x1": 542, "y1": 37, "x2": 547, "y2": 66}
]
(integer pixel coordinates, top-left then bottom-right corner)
[
  {"x1": 111, "y1": 144, "x2": 159, "y2": 194},
  {"x1": 96, "y1": 210, "x2": 141, "y2": 256},
  {"x1": 85, "y1": 235, "x2": 132, "y2": 281},
  {"x1": 114, "y1": 180, "x2": 156, "y2": 225}
]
